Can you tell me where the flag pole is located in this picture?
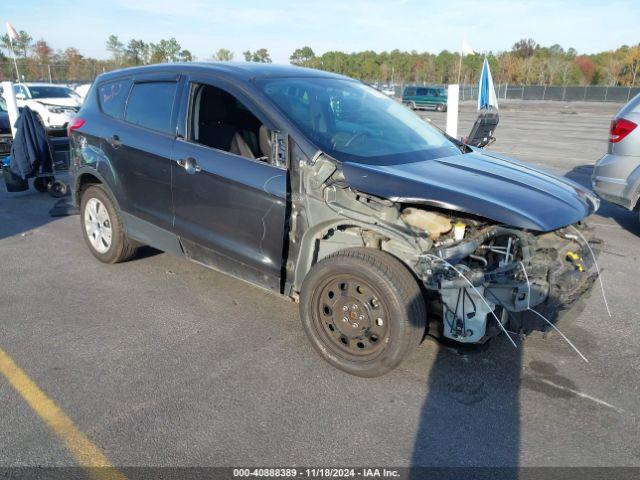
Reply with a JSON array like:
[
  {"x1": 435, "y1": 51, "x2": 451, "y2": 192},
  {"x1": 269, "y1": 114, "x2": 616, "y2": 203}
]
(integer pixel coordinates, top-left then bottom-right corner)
[
  {"x1": 7, "y1": 35, "x2": 20, "y2": 82},
  {"x1": 457, "y1": 50, "x2": 463, "y2": 85}
]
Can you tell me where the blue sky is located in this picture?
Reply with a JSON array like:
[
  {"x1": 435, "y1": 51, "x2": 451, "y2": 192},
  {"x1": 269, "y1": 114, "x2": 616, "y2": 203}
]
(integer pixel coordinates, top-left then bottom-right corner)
[{"x1": 5, "y1": 0, "x2": 640, "y2": 62}]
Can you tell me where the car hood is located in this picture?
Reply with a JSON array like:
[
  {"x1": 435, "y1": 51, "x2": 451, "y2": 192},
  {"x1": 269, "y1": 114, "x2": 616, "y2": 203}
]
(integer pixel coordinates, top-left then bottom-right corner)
[
  {"x1": 340, "y1": 149, "x2": 596, "y2": 231},
  {"x1": 31, "y1": 97, "x2": 80, "y2": 108}
]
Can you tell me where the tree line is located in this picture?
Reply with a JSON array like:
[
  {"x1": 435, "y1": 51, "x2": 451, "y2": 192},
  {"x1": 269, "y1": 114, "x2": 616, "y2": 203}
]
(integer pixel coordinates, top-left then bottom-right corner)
[{"x1": 0, "y1": 32, "x2": 638, "y2": 88}]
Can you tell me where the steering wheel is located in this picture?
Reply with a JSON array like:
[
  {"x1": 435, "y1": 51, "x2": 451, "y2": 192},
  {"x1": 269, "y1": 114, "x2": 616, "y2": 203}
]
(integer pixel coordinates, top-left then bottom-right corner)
[{"x1": 343, "y1": 131, "x2": 369, "y2": 148}]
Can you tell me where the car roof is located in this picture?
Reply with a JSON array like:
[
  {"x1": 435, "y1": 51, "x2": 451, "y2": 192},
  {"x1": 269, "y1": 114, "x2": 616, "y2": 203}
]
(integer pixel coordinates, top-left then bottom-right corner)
[{"x1": 96, "y1": 62, "x2": 352, "y2": 83}]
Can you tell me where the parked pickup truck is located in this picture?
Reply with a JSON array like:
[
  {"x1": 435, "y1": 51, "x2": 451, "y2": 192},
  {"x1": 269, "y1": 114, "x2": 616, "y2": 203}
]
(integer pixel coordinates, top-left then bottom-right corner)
[{"x1": 69, "y1": 63, "x2": 600, "y2": 377}]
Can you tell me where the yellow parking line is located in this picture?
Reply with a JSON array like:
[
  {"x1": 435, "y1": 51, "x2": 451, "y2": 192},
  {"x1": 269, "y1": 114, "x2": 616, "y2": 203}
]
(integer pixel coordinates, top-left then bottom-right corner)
[{"x1": 0, "y1": 346, "x2": 126, "y2": 480}]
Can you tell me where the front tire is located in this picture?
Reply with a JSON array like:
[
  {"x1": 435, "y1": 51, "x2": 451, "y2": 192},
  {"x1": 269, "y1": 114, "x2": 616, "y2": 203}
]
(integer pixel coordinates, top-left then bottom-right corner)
[
  {"x1": 80, "y1": 185, "x2": 138, "y2": 264},
  {"x1": 300, "y1": 248, "x2": 426, "y2": 377}
]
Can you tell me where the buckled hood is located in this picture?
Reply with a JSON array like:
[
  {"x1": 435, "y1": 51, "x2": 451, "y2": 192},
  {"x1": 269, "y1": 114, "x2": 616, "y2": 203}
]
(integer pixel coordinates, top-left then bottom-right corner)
[{"x1": 340, "y1": 149, "x2": 597, "y2": 231}]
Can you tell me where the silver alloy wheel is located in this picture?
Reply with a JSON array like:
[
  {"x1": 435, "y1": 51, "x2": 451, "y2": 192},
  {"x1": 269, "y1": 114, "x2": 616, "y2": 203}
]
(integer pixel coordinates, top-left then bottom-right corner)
[{"x1": 84, "y1": 197, "x2": 112, "y2": 253}]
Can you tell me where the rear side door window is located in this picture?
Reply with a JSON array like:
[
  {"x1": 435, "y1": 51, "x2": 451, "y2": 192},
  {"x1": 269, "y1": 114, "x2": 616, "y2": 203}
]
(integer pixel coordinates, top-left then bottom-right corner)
[
  {"x1": 125, "y1": 81, "x2": 178, "y2": 135},
  {"x1": 417, "y1": 88, "x2": 428, "y2": 96},
  {"x1": 98, "y1": 79, "x2": 132, "y2": 119}
]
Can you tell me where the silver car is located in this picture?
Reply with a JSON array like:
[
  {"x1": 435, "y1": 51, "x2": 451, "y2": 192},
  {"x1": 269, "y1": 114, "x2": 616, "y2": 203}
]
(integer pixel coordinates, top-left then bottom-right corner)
[{"x1": 592, "y1": 93, "x2": 640, "y2": 218}]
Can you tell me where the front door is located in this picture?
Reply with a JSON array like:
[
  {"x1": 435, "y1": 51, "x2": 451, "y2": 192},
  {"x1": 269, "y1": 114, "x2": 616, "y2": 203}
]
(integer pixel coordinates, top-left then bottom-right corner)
[{"x1": 171, "y1": 78, "x2": 288, "y2": 291}]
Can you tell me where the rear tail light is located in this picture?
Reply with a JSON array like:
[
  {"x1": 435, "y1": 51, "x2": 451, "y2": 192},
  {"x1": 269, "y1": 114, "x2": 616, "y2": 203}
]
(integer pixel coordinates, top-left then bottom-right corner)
[
  {"x1": 67, "y1": 117, "x2": 85, "y2": 136},
  {"x1": 609, "y1": 118, "x2": 637, "y2": 143}
]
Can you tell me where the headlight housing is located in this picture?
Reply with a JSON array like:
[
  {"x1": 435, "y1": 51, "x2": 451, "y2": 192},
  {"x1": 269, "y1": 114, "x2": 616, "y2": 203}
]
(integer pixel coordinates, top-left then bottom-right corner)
[{"x1": 45, "y1": 105, "x2": 66, "y2": 114}]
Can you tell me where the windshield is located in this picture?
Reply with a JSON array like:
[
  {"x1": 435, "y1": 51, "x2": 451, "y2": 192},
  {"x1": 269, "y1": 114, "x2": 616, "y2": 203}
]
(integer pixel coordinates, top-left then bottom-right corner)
[
  {"x1": 261, "y1": 78, "x2": 461, "y2": 165},
  {"x1": 29, "y1": 86, "x2": 74, "y2": 99}
]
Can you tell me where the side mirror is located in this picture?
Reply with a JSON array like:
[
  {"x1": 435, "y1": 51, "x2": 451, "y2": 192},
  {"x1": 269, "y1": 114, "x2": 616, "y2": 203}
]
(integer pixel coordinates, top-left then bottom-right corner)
[{"x1": 270, "y1": 130, "x2": 288, "y2": 168}]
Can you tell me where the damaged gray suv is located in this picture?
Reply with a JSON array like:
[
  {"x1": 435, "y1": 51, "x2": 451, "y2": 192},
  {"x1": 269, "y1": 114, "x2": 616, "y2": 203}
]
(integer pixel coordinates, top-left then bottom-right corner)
[{"x1": 69, "y1": 63, "x2": 600, "y2": 377}]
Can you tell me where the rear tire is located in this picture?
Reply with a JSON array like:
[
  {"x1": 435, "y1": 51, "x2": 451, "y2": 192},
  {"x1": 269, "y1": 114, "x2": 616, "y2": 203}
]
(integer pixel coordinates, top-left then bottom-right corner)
[
  {"x1": 300, "y1": 248, "x2": 426, "y2": 377},
  {"x1": 80, "y1": 185, "x2": 138, "y2": 264}
]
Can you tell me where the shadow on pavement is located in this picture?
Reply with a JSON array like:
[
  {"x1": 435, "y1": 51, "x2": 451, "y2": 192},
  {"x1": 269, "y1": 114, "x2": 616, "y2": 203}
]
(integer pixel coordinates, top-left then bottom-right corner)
[
  {"x1": 0, "y1": 183, "x2": 60, "y2": 240},
  {"x1": 410, "y1": 337, "x2": 522, "y2": 475}
]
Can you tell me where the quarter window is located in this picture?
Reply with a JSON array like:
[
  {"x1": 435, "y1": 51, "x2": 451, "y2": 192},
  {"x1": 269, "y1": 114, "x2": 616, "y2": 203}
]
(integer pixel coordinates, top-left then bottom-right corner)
[
  {"x1": 98, "y1": 79, "x2": 131, "y2": 119},
  {"x1": 125, "y1": 81, "x2": 178, "y2": 134}
]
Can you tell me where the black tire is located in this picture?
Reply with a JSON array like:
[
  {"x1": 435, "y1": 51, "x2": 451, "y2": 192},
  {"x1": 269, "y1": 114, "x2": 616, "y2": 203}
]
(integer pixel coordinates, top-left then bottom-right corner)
[
  {"x1": 80, "y1": 185, "x2": 138, "y2": 264},
  {"x1": 33, "y1": 176, "x2": 54, "y2": 193},
  {"x1": 442, "y1": 104, "x2": 448, "y2": 112},
  {"x1": 300, "y1": 248, "x2": 426, "y2": 377},
  {"x1": 48, "y1": 180, "x2": 68, "y2": 198}
]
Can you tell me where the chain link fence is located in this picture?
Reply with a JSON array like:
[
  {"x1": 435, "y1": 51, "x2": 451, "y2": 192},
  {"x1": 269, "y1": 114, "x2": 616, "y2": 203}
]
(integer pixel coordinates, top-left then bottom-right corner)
[
  {"x1": 3, "y1": 61, "x2": 640, "y2": 104},
  {"x1": 459, "y1": 84, "x2": 640, "y2": 103}
]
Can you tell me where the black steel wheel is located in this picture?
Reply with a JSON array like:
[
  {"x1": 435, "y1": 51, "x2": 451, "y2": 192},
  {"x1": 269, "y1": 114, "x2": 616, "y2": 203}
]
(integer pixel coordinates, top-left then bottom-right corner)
[
  {"x1": 300, "y1": 248, "x2": 426, "y2": 377},
  {"x1": 315, "y1": 274, "x2": 390, "y2": 359}
]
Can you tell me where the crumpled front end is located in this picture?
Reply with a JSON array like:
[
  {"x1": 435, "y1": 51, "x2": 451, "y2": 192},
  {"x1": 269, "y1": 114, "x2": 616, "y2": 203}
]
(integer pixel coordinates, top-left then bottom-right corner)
[
  {"x1": 295, "y1": 155, "x2": 600, "y2": 347},
  {"x1": 412, "y1": 218, "x2": 599, "y2": 344}
]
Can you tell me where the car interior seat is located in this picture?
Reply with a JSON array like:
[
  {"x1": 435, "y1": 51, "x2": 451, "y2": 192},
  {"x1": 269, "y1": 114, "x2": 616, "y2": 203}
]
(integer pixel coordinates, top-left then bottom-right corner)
[
  {"x1": 197, "y1": 86, "x2": 259, "y2": 159},
  {"x1": 258, "y1": 125, "x2": 271, "y2": 159}
]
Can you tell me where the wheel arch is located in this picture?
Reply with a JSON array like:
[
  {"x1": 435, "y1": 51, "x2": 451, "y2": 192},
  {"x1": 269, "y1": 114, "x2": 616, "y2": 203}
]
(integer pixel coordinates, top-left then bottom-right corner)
[
  {"x1": 74, "y1": 169, "x2": 120, "y2": 209},
  {"x1": 291, "y1": 218, "x2": 420, "y2": 294}
]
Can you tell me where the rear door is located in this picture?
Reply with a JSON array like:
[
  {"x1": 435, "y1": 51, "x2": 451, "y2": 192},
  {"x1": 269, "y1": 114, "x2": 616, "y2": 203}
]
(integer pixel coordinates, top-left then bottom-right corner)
[
  {"x1": 170, "y1": 75, "x2": 288, "y2": 291},
  {"x1": 108, "y1": 74, "x2": 180, "y2": 231}
]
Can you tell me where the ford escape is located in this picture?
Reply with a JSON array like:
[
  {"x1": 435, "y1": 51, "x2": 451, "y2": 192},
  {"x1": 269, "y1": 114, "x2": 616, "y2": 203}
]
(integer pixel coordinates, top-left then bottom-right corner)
[{"x1": 69, "y1": 63, "x2": 600, "y2": 377}]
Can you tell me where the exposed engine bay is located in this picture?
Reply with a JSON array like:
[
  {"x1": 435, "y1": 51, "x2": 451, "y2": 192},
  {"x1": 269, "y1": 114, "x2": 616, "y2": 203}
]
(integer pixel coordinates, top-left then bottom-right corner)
[{"x1": 289, "y1": 153, "x2": 600, "y2": 345}]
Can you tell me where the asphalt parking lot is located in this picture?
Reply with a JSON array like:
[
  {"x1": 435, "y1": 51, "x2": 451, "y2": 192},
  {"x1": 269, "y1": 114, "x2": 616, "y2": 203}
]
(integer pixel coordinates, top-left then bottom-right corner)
[{"x1": 1, "y1": 100, "x2": 638, "y2": 472}]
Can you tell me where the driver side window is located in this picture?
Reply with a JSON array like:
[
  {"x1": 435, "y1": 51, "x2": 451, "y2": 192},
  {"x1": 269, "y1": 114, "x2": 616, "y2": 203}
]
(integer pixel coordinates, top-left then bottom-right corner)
[{"x1": 188, "y1": 83, "x2": 271, "y2": 162}]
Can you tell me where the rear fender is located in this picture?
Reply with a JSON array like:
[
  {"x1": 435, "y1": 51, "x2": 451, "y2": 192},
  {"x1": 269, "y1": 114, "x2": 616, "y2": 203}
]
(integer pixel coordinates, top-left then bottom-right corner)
[{"x1": 72, "y1": 141, "x2": 124, "y2": 208}]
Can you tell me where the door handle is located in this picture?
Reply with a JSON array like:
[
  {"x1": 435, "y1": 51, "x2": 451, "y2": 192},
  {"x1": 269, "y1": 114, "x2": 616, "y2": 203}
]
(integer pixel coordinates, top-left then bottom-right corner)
[
  {"x1": 107, "y1": 134, "x2": 121, "y2": 148},
  {"x1": 177, "y1": 157, "x2": 201, "y2": 174}
]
